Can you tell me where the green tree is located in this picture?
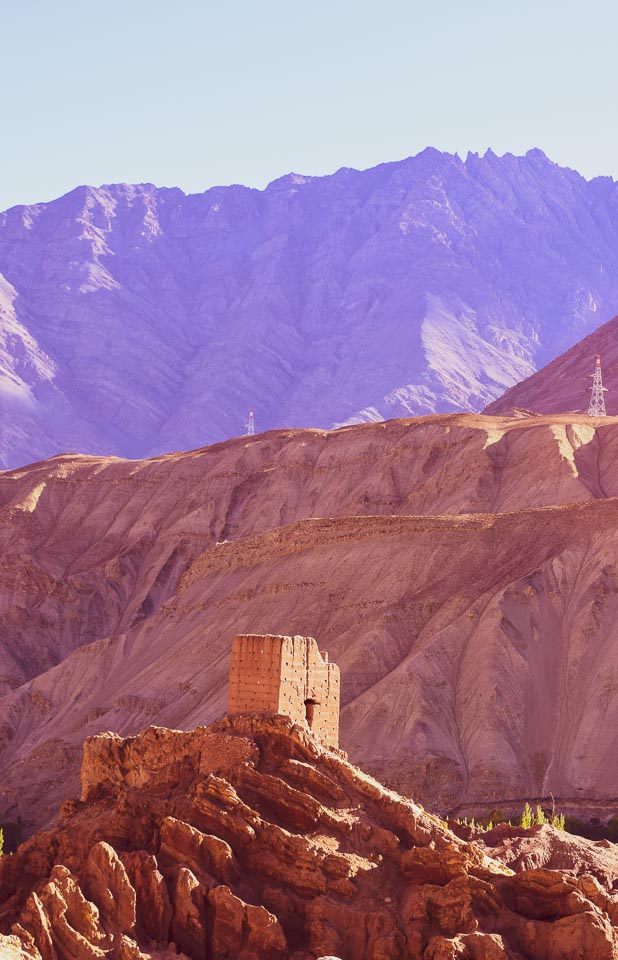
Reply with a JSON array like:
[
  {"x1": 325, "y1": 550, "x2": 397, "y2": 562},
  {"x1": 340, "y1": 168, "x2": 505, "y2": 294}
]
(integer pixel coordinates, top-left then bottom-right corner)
[
  {"x1": 535, "y1": 805, "x2": 547, "y2": 825},
  {"x1": 520, "y1": 802, "x2": 533, "y2": 829}
]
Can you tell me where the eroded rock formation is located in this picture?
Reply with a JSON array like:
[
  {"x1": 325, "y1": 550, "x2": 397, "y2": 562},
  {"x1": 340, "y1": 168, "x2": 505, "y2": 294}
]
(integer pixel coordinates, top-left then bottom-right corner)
[{"x1": 2, "y1": 715, "x2": 618, "y2": 960}]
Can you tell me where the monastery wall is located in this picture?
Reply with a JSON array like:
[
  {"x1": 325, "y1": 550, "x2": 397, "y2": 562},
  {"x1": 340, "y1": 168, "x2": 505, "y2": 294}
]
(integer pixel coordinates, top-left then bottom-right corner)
[
  {"x1": 227, "y1": 633, "x2": 340, "y2": 747},
  {"x1": 227, "y1": 634, "x2": 284, "y2": 715}
]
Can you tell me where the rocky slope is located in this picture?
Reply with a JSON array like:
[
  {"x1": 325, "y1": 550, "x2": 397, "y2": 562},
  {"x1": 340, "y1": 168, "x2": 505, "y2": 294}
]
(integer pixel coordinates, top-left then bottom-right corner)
[
  {"x1": 2, "y1": 713, "x2": 618, "y2": 960},
  {"x1": 486, "y1": 314, "x2": 618, "y2": 416},
  {"x1": 4, "y1": 414, "x2": 618, "y2": 832},
  {"x1": 3, "y1": 149, "x2": 618, "y2": 468}
]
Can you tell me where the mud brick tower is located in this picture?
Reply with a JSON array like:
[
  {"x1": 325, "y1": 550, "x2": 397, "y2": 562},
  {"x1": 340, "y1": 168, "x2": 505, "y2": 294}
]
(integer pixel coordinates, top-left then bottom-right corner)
[{"x1": 227, "y1": 634, "x2": 340, "y2": 747}]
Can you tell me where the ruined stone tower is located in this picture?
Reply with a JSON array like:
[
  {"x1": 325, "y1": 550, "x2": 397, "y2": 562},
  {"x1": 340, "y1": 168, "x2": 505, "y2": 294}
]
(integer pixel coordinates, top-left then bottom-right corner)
[{"x1": 227, "y1": 634, "x2": 340, "y2": 747}]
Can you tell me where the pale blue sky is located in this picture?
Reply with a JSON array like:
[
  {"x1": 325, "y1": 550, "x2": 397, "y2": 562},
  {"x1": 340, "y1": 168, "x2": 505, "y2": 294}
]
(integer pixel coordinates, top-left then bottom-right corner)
[{"x1": 1, "y1": 0, "x2": 617, "y2": 211}]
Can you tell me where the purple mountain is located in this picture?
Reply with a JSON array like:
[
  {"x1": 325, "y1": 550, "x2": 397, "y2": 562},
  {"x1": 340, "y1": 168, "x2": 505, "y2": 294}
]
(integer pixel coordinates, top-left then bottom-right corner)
[{"x1": 2, "y1": 148, "x2": 618, "y2": 468}]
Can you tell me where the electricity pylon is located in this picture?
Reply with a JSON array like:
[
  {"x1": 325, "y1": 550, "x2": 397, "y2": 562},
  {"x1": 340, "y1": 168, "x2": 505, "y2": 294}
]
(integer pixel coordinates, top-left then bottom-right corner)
[{"x1": 588, "y1": 355, "x2": 607, "y2": 417}]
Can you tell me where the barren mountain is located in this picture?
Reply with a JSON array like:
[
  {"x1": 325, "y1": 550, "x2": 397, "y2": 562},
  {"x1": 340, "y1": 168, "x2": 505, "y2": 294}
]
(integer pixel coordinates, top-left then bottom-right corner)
[
  {"x1": 3, "y1": 413, "x2": 618, "y2": 833},
  {"x1": 3, "y1": 149, "x2": 618, "y2": 468},
  {"x1": 2, "y1": 714, "x2": 618, "y2": 960},
  {"x1": 486, "y1": 314, "x2": 618, "y2": 416}
]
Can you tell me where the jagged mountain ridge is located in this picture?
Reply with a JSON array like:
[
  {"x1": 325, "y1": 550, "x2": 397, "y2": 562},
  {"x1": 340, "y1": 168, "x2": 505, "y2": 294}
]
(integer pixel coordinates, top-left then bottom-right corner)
[
  {"x1": 3, "y1": 148, "x2": 618, "y2": 468},
  {"x1": 4, "y1": 414, "x2": 618, "y2": 833}
]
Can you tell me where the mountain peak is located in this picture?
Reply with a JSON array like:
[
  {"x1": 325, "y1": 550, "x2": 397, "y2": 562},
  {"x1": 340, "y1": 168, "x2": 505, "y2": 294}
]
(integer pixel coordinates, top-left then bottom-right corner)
[
  {"x1": 266, "y1": 171, "x2": 316, "y2": 190},
  {"x1": 525, "y1": 146, "x2": 550, "y2": 161}
]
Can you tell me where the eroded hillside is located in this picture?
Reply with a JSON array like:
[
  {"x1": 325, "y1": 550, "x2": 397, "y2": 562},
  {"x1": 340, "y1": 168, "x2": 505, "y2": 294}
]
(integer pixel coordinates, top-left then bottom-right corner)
[{"x1": 2, "y1": 414, "x2": 618, "y2": 831}]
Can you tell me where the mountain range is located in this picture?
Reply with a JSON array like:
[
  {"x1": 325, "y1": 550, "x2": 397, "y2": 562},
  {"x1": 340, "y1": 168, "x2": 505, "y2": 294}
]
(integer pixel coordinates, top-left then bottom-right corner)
[{"x1": 3, "y1": 148, "x2": 618, "y2": 469}]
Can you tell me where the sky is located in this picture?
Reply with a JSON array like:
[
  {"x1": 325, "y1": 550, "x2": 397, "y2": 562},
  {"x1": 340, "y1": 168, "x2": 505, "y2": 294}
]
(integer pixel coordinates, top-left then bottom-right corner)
[{"x1": 1, "y1": 0, "x2": 617, "y2": 211}]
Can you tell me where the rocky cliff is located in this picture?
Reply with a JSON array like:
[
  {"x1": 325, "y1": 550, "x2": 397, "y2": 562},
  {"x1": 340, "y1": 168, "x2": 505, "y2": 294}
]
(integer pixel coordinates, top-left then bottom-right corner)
[
  {"x1": 2, "y1": 714, "x2": 618, "y2": 960},
  {"x1": 3, "y1": 414, "x2": 618, "y2": 832},
  {"x1": 3, "y1": 148, "x2": 618, "y2": 468}
]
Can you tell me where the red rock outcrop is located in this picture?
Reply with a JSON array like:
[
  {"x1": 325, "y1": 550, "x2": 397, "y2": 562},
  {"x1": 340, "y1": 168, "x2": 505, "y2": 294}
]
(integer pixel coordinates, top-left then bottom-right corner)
[
  {"x1": 480, "y1": 824, "x2": 618, "y2": 892},
  {"x1": 2, "y1": 714, "x2": 618, "y2": 959}
]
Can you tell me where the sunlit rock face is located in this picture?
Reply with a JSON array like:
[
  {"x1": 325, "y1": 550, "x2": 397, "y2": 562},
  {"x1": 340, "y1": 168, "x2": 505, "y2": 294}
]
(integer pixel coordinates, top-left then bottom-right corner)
[
  {"x1": 2, "y1": 148, "x2": 618, "y2": 468},
  {"x1": 2, "y1": 715, "x2": 618, "y2": 960}
]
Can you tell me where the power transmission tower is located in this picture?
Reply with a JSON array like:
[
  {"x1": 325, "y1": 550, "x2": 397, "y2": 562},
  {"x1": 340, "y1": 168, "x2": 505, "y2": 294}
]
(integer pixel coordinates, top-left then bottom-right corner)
[
  {"x1": 588, "y1": 355, "x2": 607, "y2": 417},
  {"x1": 243, "y1": 408, "x2": 255, "y2": 435}
]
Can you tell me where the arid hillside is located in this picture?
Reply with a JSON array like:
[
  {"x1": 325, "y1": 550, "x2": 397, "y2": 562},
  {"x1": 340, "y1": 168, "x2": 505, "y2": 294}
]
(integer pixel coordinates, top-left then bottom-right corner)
[
  {"x1": 486, "y1": 314, "x2": 618, "y2": 415},
  {"x1": 2, "y1": 714, "x2": 618, "y2": 960},
  {"x1": 3, "y1": 413, "x2": 618, "y2": 833}
]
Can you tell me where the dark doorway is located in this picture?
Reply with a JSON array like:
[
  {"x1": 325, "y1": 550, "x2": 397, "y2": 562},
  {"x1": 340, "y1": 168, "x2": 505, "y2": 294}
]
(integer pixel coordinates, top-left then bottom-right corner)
[{"x1": 304, "y1": 698, "x2": 318, "y2": 728}]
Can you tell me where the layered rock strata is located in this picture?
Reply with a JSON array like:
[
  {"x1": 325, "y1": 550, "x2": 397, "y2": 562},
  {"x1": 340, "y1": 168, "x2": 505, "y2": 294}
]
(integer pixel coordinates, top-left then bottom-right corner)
[{"x1": 2, "y1": 715, "x2": 618, "y2": 960}]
